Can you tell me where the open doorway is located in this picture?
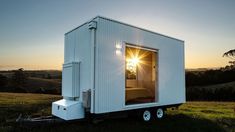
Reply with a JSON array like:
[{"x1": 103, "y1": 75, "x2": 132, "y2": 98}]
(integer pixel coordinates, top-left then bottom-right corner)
[{"x1": 125, "y1": 45, "x2": 158, "y2": 105}]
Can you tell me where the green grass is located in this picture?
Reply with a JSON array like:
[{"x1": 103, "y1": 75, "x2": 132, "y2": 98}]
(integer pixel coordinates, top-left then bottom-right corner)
[
  {"x1": 24, "y1": 77, "x2": 61, "y2": 92},
  {"x1": 0, "y1": 92, "x2": 235, "y2": 132},
  {"x1": 0, "y1": 93, "x2": 61, "y2": 132}
]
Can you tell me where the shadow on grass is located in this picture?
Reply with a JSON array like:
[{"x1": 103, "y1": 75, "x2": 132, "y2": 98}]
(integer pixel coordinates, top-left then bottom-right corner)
[
  {"x1": 0, "y1": 104, "x2": 52, "y2": 132},
  {"x1": 11, "y1": 114, "x2": 226, "y2": 132}
]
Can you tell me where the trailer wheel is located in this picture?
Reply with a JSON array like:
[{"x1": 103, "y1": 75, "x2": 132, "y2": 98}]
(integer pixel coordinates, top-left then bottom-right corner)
[
  {"x1": 142, "y1": 110, "x2": 151, "y2": 122},
  {"x1": 155, "y1": 108, "x2": 164, "y2": 119}
]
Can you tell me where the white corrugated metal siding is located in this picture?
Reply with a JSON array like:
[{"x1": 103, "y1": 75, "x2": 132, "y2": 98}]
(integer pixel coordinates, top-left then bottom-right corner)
[
  {"x1": 94, "y1": 17, "x2": 185, "y2": 113},
  {"x1": 64, "y1": 23, "x2": 91, "y2": 101},
  {"x1": 64, "y1": 16, "x2": 185, "y2": 114}
]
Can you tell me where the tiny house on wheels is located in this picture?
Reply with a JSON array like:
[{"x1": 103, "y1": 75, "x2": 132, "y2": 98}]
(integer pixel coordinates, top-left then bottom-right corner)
[{"x1": 52, "y1": 16, "x2": 185, "y2": 122}]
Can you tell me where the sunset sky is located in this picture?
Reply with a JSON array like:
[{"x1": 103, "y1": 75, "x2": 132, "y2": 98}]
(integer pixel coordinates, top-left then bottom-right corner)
[{"x1": 0, "y1": 0, "x2": 234, "y2": 70}]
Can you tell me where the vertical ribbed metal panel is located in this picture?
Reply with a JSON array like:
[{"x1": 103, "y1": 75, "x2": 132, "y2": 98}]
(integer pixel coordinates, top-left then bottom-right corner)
[
  {"x1": 73, "y1": 24, "x2": 91, "y2": 98},
  {"x1": 64, "y1": 23, "x2": 91, "y2": 101},
  {"x1": 95, "y1": 17, "x2": 185, "y2": 113},
  {"x1": 72, "y1": 62, "x2": 80, "y2": 97},
  {"x1": 95, "y1": 18, "x2": 125, "y2": 113}
]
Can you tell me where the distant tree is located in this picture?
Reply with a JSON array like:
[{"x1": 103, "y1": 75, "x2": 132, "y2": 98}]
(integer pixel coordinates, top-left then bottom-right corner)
[
  {"x1": 223, "y1": 49, "x2": 235, "y2": 69},
  {"x1": 223, "y1": 49, "x2": 235, "y2": 60},
  {"x1": 0, "y1": 74, "x2": 8, "y2": 87},
  {"x1": 42, "y1": 74, "x2": 46, "y2": 79},
  {"x1": 47, "y1": 74, "x2": 52, "y2": 79},
  {"x1": 223, "y1": 49, "x2": 235, "y2": 65},
  {"x1": 12, "y1": 68, "x2": 28, "y2": 88}
]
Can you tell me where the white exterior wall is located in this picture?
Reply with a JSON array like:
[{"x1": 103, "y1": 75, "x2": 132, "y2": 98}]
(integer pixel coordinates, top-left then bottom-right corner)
[
  {"x1": 94, "y1": 17, "x2": 185, "y2": 113},
  {"x1": 64, "y1": 23, "x2": 91, "y2": 100},
  {"x1": 63, "y1": 16, "x2": 185, "y2": 114}
]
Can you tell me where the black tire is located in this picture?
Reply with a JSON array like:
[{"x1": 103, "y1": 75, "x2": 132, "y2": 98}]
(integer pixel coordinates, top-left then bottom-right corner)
[
  {"x1": 155, "y1": 108, "x2": 164, "y2": 120},
  {"x1": 142, "y1": 109, "x2": 151, "y2": 122}
]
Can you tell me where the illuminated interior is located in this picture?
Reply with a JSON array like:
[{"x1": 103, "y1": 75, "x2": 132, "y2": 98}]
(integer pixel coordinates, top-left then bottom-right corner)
[{"x1": 125, "y1": 45, "x2": 158, "y2": 105}]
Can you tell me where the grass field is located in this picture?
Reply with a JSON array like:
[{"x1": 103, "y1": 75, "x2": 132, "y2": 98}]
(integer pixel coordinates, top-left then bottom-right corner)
[{"x1": 0, "y1": 92, "x2": 235, "y2": 132}]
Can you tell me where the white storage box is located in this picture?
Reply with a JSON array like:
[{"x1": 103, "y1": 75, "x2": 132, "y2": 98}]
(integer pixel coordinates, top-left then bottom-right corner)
[{"x1": 52, "y1": 99, "x2": 84, "y2": 120}]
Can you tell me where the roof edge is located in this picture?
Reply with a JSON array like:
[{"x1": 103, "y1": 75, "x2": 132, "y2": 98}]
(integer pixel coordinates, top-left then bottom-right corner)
[
  {"x1": 96, "y1": 16, "x2": 184, "y2": 42},
  {"x1": 64, "y1": 16, "x2": 99, "y2": 35},
  {"x1": 65, "y1": 16, "x2": 184, "y2": 43}
]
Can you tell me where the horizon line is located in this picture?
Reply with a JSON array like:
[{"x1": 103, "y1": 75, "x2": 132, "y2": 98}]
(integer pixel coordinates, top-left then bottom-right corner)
[{"x1": 0, "y1": 67, "x2": 224, "y2": 71}]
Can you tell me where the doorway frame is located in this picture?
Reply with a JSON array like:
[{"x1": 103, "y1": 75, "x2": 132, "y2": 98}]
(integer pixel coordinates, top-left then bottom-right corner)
[{"x1": 124, "y1": 43, "x2": 159, "y2": 106}]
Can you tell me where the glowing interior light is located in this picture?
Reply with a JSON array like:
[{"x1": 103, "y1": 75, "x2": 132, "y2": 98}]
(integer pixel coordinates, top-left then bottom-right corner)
[
  {"x1": 126, "y1": 57, "x2": 140, "y2": 74},
  {"x1": 131, "y1": 57, "x2": 139, "y2": 65}
]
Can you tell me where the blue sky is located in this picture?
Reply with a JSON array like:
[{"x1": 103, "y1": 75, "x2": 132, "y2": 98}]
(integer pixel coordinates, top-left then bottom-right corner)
[{"x1": 0, "y1": 0, "x2": 235, "y2": 70}]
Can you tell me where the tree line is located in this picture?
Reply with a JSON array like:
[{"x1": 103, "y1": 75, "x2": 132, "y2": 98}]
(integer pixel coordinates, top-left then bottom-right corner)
[
  {"x1": 186, "y1": 68, "x2": 235, "y2": 86},
  {"x1": 186, "y1": 68, "x2": 235, "y2": 101},
  {"x1": 186, "y1": 49, "x2": 235, "y2": 101}
]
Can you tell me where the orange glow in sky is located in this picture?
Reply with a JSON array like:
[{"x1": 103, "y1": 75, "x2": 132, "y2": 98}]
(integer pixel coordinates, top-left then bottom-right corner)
[{"x1": 0, "y1": 0, "x2": 234, "y2": 70}]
